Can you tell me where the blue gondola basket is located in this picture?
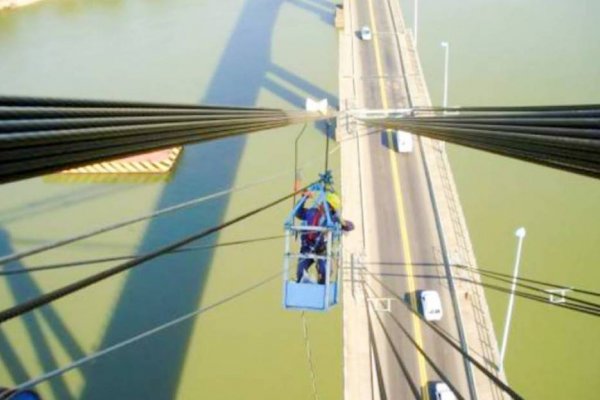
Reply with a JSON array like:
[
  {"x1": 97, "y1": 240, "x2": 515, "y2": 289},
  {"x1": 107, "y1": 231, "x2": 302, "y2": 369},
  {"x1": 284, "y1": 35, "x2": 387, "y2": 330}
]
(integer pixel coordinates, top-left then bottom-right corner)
[{"x1": 282, "y1": 172, "x2": 342, "y2": 312}]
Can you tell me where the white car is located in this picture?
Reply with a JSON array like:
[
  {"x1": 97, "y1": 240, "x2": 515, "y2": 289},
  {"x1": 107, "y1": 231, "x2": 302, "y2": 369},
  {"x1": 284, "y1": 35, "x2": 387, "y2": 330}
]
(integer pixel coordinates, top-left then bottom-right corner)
[
  {"x1": 419, "y1": 290, "x2": 443, "y2": 321},
  {"x1": 395, "y1": 130, "x2": 413, "y2": 153},
  {"x1": 360, "y1": 25, "x2": 372, "y2": 40},
  {"x1": 427, "y1": 382, "x2": 457, "y2": 400}
]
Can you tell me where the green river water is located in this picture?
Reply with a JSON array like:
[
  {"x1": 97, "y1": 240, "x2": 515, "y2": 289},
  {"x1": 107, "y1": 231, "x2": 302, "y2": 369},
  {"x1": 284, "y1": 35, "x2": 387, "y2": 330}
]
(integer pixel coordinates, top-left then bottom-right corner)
[
  {"x1": 0, "y1": 0, "x2": 598, "y2": 399},
  {"x1": 402, "y1": 0, "x2": 600, "y2": 398}
]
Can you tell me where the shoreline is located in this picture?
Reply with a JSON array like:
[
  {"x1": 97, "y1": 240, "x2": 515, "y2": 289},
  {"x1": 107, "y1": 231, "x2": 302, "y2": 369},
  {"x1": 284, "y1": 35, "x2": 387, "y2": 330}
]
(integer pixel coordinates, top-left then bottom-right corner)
[{"x1": 0, "y1": 0, "x2": 45, "y2": 11}]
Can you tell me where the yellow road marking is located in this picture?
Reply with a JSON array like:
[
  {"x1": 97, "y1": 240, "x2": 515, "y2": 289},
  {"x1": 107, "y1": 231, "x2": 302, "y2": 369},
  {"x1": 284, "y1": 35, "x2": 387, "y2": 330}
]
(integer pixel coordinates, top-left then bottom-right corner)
[{"x1": 364, "y1": 0, "x2": 429, "y2": 387}]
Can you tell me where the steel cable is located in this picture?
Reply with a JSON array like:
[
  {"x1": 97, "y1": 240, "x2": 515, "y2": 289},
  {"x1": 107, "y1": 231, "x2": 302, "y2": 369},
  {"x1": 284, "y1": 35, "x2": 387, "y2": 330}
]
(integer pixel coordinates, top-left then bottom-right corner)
[
  {"x1": 0, "y1": 271, "x2": 281, "y2": 400},
  {"x1": 0, "y1": 140, "x2": 341, "y2": 267},
  {"x1": 0, "y1": 95, "x2": 270, "y2": 109},
  {"x1": 451, "y1": 264, "x2": 600, "y2": 298},
  {"x1": 0, "y1": 185, "x2": 311, "y2": 324},
  {"x1": 415, "y1": 104, "x2": 600, "y2": 113},
  {"x1": 363, "y1": 271, "x2": 525, "y2": 399},
  {"x1": 0, "y1": 96, "x2": 334, "y2": 184},
  {"x1": 1, "y1": 122, "x2": 284, "y2": 182},
  {"x1": 359, "y1": 264, "x2": 600, "y2": 317},
  {"x1": 0, "y1": 235, "x2": 284, "y2": 276},
  {"x1": 0, "y1": 174, "x2": 284, "y2": 267},
  {"x1": 363, "y1": 283, "x2": 467, "y2": 400},
  {"x1": 1, "y1": 121, "x2": 286, "y2": 163},
  {"x1": 360, "y1": 260, "x2": 600, "y2": 303},
  {"x1": 403, "y1": 125, "x2": 600, "y2": 166},
  {"x1": 452, "y1": 267, "x2": 600, "y2": 310},
  {"x1": 0, "y1": 113, "x2": 292, "y2": 133},
  {"x1": 359, "y1": 105, "x2": 600, "y2": 179}
]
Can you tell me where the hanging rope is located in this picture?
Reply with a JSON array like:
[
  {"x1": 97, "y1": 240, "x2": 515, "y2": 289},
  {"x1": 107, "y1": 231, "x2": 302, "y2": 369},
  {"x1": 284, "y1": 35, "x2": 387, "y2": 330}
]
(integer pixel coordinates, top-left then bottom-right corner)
[
  {"x1": 293, "y1": 123, "x2": 308, "y2": 207},
  {"x1": 324, "y1": 122, "x2": 331, "y2": 173},
  {"x1": 301, "y1": 311, "x2": 320, "y2": 400}
]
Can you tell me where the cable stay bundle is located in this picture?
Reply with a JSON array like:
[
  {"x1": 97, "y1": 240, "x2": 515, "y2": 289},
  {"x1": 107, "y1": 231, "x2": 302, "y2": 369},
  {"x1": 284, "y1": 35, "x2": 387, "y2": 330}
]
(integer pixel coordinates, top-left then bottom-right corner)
[
  {"x1": 0, "y1": 96, "x2": 334, "y2": 184},
  {"x1": 357, "y1": 104, "x2": 600, "y2": 179}
]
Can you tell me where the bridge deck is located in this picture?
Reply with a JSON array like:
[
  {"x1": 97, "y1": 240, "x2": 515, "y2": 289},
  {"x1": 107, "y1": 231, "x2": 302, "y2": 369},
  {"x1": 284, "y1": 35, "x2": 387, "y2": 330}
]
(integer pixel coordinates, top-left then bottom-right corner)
[{"x1": 338, "y1": 0, "x2": 506, "y2": 399}]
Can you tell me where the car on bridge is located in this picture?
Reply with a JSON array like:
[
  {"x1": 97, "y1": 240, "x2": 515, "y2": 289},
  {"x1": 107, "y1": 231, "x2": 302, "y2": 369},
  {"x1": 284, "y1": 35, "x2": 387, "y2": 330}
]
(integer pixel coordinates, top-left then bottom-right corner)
[
  {"x1": 395, "y1": 130, "x2": 413, "y2": 153},
  {"x1": 360, "y1": 25, "x2": 372, "y2": 40},
  {"x1": 425, "y1": 381, "x2": 457, "y2": 400},
  {"x1": 419, "y1": 290, "x2": 443, "y2": 321}
]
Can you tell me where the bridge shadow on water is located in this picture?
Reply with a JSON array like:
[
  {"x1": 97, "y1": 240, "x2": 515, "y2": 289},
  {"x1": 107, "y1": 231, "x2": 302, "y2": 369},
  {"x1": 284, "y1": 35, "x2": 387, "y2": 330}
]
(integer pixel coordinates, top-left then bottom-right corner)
[
  {"x1": 76, "y1": 0, "x2": 336, "y2": 399},
  {"x1": 0, "y1": 229, "x2": 86, "y2": 400},
  {"x1": 0, "y1": 185, "x2": 135, "y2": 225},
  {"x1": 0, "y1": 0, "x2": 339, "y2": 397}
]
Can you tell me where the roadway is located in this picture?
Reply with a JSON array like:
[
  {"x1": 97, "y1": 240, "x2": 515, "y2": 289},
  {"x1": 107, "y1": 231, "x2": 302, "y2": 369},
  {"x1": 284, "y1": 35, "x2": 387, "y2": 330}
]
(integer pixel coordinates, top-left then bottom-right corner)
[{"x1": 346, "y1": 0, "x2": 471, "y2": 398}]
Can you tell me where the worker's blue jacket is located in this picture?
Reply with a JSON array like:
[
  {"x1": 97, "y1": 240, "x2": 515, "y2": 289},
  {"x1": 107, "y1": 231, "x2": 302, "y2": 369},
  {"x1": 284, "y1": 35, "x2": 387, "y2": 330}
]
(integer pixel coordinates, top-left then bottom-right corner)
[{"x1": 295, "y1": 206, "x2": 349, "y2": 253}]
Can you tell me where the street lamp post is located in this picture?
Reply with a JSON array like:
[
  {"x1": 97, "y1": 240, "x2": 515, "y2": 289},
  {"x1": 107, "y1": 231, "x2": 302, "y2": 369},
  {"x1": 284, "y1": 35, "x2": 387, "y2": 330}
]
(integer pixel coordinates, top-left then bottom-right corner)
[
  {"x1": 414, "y1": 0, "x2": 419, "y2": 47},
  {"x1": 441, "y1": 41, "x2": 450, "y2": 108},
  {"x1": 499, "y1": 227, "x2": 527, "y2": 374}
]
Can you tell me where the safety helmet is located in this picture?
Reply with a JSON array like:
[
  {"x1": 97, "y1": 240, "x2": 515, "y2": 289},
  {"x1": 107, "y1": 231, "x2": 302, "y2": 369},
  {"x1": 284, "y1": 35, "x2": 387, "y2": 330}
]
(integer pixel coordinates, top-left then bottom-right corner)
[{"x1": 326, "y1": 192, "x2": 341, "y2": 211}]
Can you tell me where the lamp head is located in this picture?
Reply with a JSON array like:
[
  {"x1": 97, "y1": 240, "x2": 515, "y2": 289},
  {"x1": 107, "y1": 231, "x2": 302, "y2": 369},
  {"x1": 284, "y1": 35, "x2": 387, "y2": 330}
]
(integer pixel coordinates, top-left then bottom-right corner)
[{"x1": 515, "y1": 227, "x2": 526, "y2": 238}]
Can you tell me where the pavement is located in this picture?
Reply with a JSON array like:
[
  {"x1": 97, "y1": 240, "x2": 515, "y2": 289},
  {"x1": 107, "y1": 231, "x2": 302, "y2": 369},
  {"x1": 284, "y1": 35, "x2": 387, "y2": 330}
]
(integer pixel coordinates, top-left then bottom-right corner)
[{"x1": 339, "y1": 0, "x2": 506, "y2": 399}]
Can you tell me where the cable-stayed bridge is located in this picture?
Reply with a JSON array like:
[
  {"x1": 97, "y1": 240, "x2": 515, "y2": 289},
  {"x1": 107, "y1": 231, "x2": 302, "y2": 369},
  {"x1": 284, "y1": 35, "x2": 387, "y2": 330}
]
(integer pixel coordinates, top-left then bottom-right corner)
[{"x1": 0, "y1": 0, "x2": 599, "y2": 399}]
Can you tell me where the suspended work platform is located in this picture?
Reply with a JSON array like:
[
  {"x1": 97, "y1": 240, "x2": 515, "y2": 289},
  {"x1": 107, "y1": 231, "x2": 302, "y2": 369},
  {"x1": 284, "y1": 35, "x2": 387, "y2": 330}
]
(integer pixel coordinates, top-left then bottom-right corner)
[
  {"x1": 284, "y1": 281, "x2": 339, "y2": 310},
  {"x1": 282, "y1": 173, "x2": 342, "y2": 312}
]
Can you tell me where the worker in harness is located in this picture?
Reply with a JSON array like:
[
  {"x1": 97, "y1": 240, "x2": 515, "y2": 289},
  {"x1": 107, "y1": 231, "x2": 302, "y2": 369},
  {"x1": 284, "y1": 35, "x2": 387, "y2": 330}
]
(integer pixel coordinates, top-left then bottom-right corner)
[{"x1": 295, "y1": 192, "x2": 354, "y2": 284}]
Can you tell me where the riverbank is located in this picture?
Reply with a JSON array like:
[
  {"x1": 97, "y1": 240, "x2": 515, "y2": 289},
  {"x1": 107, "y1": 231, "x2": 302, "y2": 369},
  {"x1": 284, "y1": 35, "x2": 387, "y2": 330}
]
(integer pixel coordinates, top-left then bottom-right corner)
[{"x1": 0, "y1": 0, "x2": 45, "y2": 11}]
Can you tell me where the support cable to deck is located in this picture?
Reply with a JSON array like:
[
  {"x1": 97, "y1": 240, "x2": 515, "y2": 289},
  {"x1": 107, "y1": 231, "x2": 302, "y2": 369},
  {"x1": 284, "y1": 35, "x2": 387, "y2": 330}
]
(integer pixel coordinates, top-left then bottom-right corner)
[
  {"x1": 363, "y1": 282, "x2": 466, "y2": 400},
  {"x1": 450, "y1": 267, "x2": 600, "y2": 313},
  {"x1": 450, "y1": 263, "x2": 600, "y2": 298},
  {"x1": 0, "y1": 184, "x2": 314, "y2": 324},
  {"x1": 0, "y1": 173, "x2": 286, "y2": 267},
  {"x1": 372, "y1": 3, "x2": 481, "y2": 395},
  {"x1": 0, "y1": 235, "x2": 285, "y2": 276},
  {"x1": 456, "y1": 276, "x2": 600, "y2": 317},
  {"x1": 362, "y1": 282, "x2": 418, "y2": 399},
  {"x1": 360, "y1": 264, "x2": 600, "y2": 317},
  {"x1": 0, "y1": 143, "x2": 341, "y2": 268},
  {"x1": 363, "y1": 269, "x2": 526, "y2": 399},
  {"x1": 0, "y1": 271, "x2": 281, "y2": 400}
]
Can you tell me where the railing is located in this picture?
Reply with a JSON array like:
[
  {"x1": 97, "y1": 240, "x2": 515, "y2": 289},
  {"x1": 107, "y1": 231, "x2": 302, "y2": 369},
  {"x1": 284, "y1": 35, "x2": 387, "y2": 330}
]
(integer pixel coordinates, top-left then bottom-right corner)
[{"x1": 433, "y1": 141, "x2": 505, "y2": 399}]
